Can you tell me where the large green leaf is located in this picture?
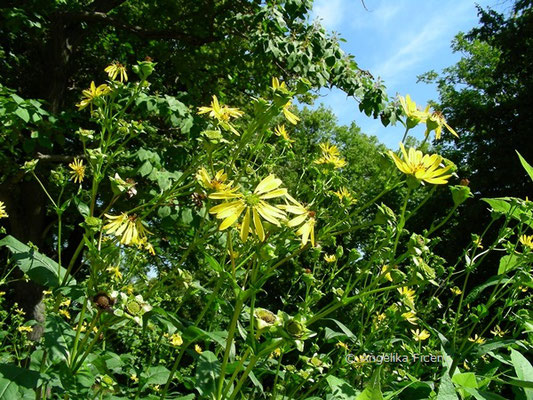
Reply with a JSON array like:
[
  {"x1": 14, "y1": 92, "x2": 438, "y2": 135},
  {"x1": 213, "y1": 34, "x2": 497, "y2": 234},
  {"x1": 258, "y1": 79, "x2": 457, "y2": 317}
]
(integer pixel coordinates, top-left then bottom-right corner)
[
  {"x1": 0, "y1": 235, "x2": 75, "y2": 287},
  {"x1": 195, "y1": 351, "x2": 220, "y2": 399},
  {"x1": 517, "y1": 151, "x2": 533, "y2": 183},
  {"x1": 452, "y1": 372, "x2": 478, "y2": 389},
  {"x1": 0, "y1": 364, "x2": 41, "y2": 400},
  {"x1": 141, "y1": 365, "x2": 171, "y2": 386},
  {"x1": 44, "y1": 314, "x2": 75, "y2": 365},
  {"x1": 498, "y1": 254, "x2": 520, "y2": 275},
  {"x1": 436, "y1": 371, "x2": 458, "y2": 400},
  {"x1": 356, "y1": 368, "x2": 383, "y2": 400},
  {"x1": 510, "y1": 348, "x2": 533, "y2": 400},
  {"x1": 326, "y1": 376, "x2": 359, "y2": 400}
]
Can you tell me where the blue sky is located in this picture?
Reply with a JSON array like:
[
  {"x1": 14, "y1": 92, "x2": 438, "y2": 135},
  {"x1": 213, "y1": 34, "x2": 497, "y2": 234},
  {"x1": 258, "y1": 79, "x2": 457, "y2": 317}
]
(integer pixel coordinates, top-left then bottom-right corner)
[{"x1": 309, "y1": 0, "x2": 508, "y2": 148}]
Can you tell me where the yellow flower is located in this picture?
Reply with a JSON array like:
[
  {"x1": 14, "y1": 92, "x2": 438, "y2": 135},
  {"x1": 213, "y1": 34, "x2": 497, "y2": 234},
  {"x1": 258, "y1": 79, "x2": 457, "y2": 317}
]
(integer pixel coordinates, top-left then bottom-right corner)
[
  {"x1": 425, "y1": 111, "x2": 459, "y2": 140},
  {"x1": 388, "y1": 143, "x2": 453, "y2": 185},
  {"x1": 450, "y1": 286, "x2": 462, "y2": 296},
  {"x1": 196, "y1": 167, "x2": 233, "y2": 191},
  {"x1": 270, "y1": 348, "x2": 282, "y2": 358},
  {"x1": 468, "y1": 334, "x2": 485, "y2": 344},
  {"x1": 282, "y1": 100, "x2": 300, "y2": 125},
  {"x1": 197, "y1": 95, "x2": 244, "y2": 123},
  {"x1": 314, "y1": 142, "x2": 347, "y2": 169},
  {"x1": 69, "y1": 158, "x2": 85, "y2": 183},
  {"x1": 490, "y1": 325, "x2": 507, "y2": 338},
  {"x1": 60, "y1": 299, "x2": 71, "y2": 308},
  {"x1": 135, "y1": 237, "x2": 156, "y2": 256},
  {"x1": 332, "y1": 187, "x2": 355, "y2": 204},
  {"x1": 352, "y1": 354, "x2": 368, "y2": 367},
  {"x1": 519, "y1": 234, "x2": 533, "y2": 250},
  {"x1": 411, "y1": 328, "x2": 430, "y2": 342},
  {"x1": 335, "y1": 341, "x2": 349, "y2": 350},
  {"x1": 104, "y1": 62, "x2": 128, "y2": 82},
  {"x1": 381, "y1": 265, "x2": 393, "y2": 281},
  {"x1": 324, "y1": 254, "x2": 336, "y2": 263},
  {"x1": 319, "y1": 142, "x2": 341, "y2": 157},
  {"x1": 399, "y1": 94, "x2": 430, "y2": 128},
  {"x1": 195, "y1": 344, "x2": 203, "y2": 354},
  {"x1": 18, "y1": 326, "x2": 33, "y2": 333},
  {"x1": 77, "y1": 81, "x2": 111, "y2": 110},
  {"x1": 107, "y1": 265, "x2": 123, "y2": 281},
  {"x1": 209, "y1": 174, "x2": 287, "y2": 242},
  {"x1": 0, "y1": 201, "x2": 8, "y2": 219},
  {"x1": 130, "y1": 374, "x2": 139, "y2": 383},
  {"x1": 167, "y1": 332, "x2": 183, "y2": 347},
  {"x1": 376, "y1": 313, "x2": 386, "y2": 323},
  {"x1": 398, "y1": 287, "x2": 416, "y2": 309},
  {"x1": 103, "y1": 213, "x2": 151, "y2": 245},
  {"x1": 402, "y1": 311, "x2": 418, "y2": 325},
  {"x1": 274, "y1": 124, "x2": 295, "y2": 146},
  {"x1": 280, "y1": 194, "x2": 317, "y2": 247},
  {"x1": 59, "y1": 309, "x2": 71, "y2": 319},
  {"x1": 74, "y1": 323, "x2": 87, "y2": 333}
]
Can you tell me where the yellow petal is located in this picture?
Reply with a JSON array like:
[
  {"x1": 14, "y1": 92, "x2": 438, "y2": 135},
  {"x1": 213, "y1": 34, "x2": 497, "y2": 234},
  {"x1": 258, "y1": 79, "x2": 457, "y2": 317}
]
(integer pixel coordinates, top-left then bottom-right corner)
[
  {"x1": 259, "y1": 188, "x2": 287, "y2": 199},
  {"x1": 219, "y1": 204, "x2": 245, "y2": 230},
  {"x1": 254, "y1": 175, "x2": 282, "y2": 195},
  {"x1": 253, "y1": 208, "x2": 265, "y2": 241},
  {"x1": 240, "y1": 208, "x2": 251, "y2": 242}
]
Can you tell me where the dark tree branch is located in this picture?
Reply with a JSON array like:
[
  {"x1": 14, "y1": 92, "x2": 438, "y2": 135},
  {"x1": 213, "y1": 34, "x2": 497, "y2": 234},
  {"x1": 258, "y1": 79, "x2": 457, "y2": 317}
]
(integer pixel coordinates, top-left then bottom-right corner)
[
  {"x1": 89, "y1": 0, "x2": 129, "y2": 14},
  {"x1": 59, "y1": 11, "x2": 221, "y2": 45},
  {"x1": 36, "y1": 152, "x2": 83, "y2": 163}
]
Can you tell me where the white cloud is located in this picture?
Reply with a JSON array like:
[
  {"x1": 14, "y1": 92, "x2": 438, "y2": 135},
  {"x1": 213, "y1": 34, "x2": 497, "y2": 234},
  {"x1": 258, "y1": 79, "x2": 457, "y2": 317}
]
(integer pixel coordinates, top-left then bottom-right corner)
[
  {"x1": 350, "y1": 0, "x2": 404, "y2": 29},
  {"x1": 312, "y1": 0, "x2": 350, "y2": 31},
  {"x1": 373, "y1": 2, "x2": 472, "y2": 86}
]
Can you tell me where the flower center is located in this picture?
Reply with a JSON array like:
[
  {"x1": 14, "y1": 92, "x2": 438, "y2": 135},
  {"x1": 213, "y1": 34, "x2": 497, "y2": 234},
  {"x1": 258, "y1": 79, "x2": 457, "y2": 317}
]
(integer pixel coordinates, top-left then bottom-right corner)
[
  {"x1": 126, "y1": 300, "x2": 141, "y2": 315},
  {"x1": 245, "y1": 194, "x2": 260, "y2": 207}
]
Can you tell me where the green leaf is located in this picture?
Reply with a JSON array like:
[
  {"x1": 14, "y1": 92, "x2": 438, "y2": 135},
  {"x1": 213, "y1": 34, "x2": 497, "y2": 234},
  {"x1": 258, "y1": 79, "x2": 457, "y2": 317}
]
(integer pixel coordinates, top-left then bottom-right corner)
[
  {"x1": 326, "y1": 318, "x2": 357, "y2": 342},
  {"x1": 15, "y1": 107, "x2": 30, "y2": 123},
  {"x1": 436, "y1": 371, "x2": 458, "y2": 400},
  {"x1": 204, "y1": 254, "x2": 223, "y2": 273},
  {"x1": 73, "y1": 196, "x2": 90, "y2": 218},
  {"x1": 356, "y1": 368, "x2": 383, "y2": 400},
  {"x1": 326, "y1": 376, "x2": 359, "y2": 400},
  {"x1": 452, "y1": 372, "x2": 478, "y2": 389},
  {"x1": 498, "y1": 254, "x2": 520, "y2": 275},
  {"x1": 195, "y1": 351, "x2": 220, "y2": 399},
  {"x1": 510, "y1": 348, "x2": 533, "y2": 400},
  {"x1": 181, "y1": 208, "x2": 194, "y2": 225},
  {"x1": 464, "y1": 276, "x2": 509, "y2": 304},
  {"x1": 0, "y1": 364, "x2": 41, "y2": 400},
  {"x1": 158, "y1": 206, "x2": 172, "y2": 218},
  {"x1": 0, "y1": 235, "x2": 75, "y2": 287},
  {"x1": 141, "y1": 365, "x2": 170, "y2": 387},
  {"x1": 44, "y1": 314, "x2": 75, "y2": 364},
  {"x1": 138, "y1": 160, "x2": 153, "y2": 177},
  {"x1": 481, "y1": 198, "x2": 513, "y2": 215},
  {"x1": 517, "y1": 151, "x2": 533, "y2": 183}
]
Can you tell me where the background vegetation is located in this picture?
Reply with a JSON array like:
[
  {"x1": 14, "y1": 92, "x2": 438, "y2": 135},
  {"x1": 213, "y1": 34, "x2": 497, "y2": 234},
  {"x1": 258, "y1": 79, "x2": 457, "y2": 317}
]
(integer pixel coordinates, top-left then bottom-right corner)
[{"x1": 0, "y1": 1, "x2": 531, "y2": 399}]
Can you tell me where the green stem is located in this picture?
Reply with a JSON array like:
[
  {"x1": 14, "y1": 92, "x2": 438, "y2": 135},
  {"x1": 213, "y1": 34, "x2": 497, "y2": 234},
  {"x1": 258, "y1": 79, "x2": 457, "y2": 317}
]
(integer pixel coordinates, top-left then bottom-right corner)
[
  {"x1": 160, "y1": 342, "x2": 191, "y2": 400},
  {"x1": 216, "y1": 296, "x2": 245, "y2": 400},
  {"x1": 227, "y1": 340, "x2": 283, "y2": 400},
  {"x1": 392, "y1": 188, "x2": 410, "y2": 256}
]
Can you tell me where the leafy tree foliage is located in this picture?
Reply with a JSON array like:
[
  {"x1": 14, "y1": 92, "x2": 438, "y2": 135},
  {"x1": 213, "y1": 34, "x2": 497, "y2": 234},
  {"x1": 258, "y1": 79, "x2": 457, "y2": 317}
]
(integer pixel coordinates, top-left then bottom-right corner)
[{"x1": 417, "y1": 0, "x2": 533, "y2": 260}]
